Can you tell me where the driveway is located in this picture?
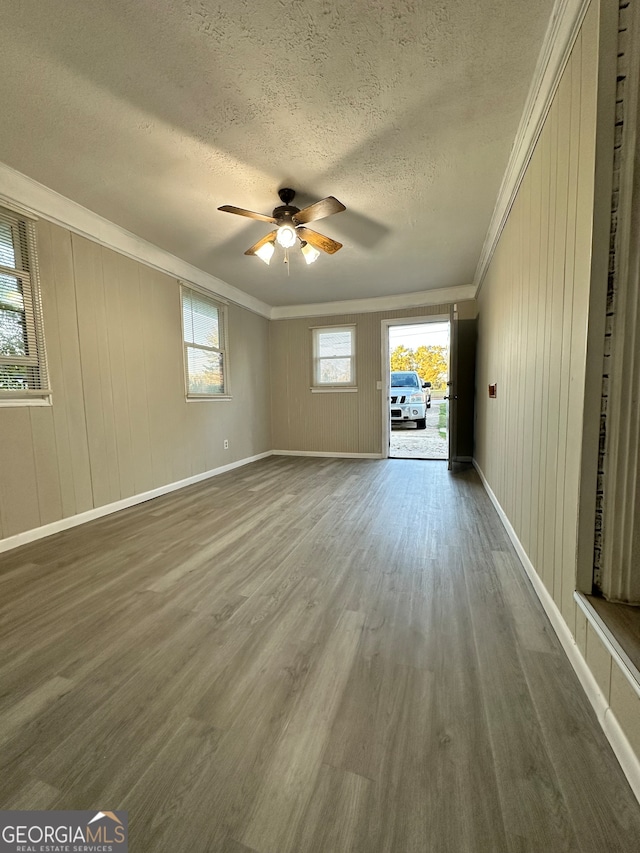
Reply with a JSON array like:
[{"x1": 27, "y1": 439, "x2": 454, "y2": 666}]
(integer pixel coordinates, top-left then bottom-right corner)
[{"x1": 390, "y1": 399, "x2": 448, "y2": 459}]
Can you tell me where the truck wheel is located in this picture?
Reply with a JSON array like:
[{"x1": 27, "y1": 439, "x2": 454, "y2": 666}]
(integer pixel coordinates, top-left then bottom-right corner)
[{"x1": 415, "y1": 418, "x2": 426, "y2": 430}]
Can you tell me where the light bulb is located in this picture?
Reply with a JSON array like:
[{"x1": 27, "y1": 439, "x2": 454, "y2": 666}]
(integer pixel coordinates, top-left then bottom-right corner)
[
  {"x1": 255, "y1": 241, "x2": 275, "y2": 265},
  {"x1": 301, "y1": 242, "x2": 320, "y2": 264},
  {"x1": 276, "y1": 224, "x2": 297, "y2": 249}
]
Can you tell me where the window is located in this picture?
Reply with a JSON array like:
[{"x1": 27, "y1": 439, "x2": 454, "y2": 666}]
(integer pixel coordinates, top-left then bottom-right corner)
[
  {"x1": 181, "y1": 285, "x2": 228, "y2": 398},
  {"x1": 312, "y1": 325, "x2": 356, "y2": 387},
  {"x1": 0, "y1": 206, "x2": 49, "y2": 402}
]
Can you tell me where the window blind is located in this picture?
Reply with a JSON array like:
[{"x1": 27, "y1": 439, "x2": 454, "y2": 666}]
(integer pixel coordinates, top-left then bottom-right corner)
[
  {"x1": 0, "y1": 207, "x2": 49, "y2": 396},
  {"x1": 181, "y1": 286, "x2": 227, "y2": 396}
]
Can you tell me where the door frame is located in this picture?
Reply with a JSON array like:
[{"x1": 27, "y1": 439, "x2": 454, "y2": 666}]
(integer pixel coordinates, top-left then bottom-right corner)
[
  {"x1": 447, "y1": 303, "x2": 457, "y2": 470},
  {"x1": 381, "y1": 314, "x2": 450, "y2": 459}
]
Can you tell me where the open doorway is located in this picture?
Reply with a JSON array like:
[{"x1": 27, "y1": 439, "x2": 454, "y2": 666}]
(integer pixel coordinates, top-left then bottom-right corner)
[{"x1": 384, "y1": 318, "x2": 450, "y2": 460}]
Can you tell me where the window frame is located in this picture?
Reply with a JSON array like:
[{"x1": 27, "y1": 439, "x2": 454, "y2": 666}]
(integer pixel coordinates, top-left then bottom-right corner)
[
  {"x1": 311, "y1": 324, "x2": 357, "y2": 391},
  {"x1": 0, "y1": 205, "x2": 50, "y2": 406},
  {"x1": 180, "y1": 283, "x2": 231, "y2": 401}
]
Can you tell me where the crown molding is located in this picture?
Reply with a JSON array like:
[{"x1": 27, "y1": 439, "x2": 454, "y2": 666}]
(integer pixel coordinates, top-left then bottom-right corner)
[
  {"x1": 0, "y1": 161, "x2": 474, "y2": 321},
  {"x1": 0, "y1": 161, "x2": 272, "y2": 318},
  {"x1": 0, "y1": 1, "x2": 593, "y2": 319},
  {"x1": 269, "y1": 284, "x2": 476, "y2": 320},
  {"x1": 473, "y1": 0, "x2": 592, "y2": 294}
]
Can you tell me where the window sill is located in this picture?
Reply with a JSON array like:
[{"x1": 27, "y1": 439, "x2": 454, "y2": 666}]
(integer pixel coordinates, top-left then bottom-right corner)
[
  {"x1": 186, "y1": 395, "x2": 232, "y2": 402},
  {"x1": 0, "y1": 396, "x2": 52, "y2": 407},
  {"x1": 311, "y1": 387, "x2": 358, "y2": 393}
]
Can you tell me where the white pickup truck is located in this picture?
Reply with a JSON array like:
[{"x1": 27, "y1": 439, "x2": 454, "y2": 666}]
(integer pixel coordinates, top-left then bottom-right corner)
[{"x1": 390, "y1": 370, "x2": 431, "y2": 430}]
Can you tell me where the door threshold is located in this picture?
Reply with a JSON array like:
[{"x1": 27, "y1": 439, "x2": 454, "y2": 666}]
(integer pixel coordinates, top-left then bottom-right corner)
[{"x1": 388, "y1": 456, "x2": 448, "y2": 461}]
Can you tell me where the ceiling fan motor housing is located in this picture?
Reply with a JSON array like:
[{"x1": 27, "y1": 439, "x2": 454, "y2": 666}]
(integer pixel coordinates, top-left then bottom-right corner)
[
  {"x1": 274, "y1": 188, "x2": 300, "y2": 225},
  {"x1": 272, "y1": 204, "x2": 300, "y2": 225}
]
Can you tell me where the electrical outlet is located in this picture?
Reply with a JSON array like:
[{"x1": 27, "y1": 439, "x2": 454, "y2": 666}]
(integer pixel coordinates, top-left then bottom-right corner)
[{"x1": 223, "y1": 439, "x2": 229, "y2": 450}]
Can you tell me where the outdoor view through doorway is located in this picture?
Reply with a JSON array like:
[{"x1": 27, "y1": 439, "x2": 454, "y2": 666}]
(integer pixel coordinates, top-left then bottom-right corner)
[{"x1": 389, "y1": 320, "x2": 450, "y2": 460}]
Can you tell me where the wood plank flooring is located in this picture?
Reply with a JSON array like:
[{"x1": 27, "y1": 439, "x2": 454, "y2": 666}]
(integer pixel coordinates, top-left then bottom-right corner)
[{"x1": 1, "y1": 456, "x2": 639, "y2": 851}]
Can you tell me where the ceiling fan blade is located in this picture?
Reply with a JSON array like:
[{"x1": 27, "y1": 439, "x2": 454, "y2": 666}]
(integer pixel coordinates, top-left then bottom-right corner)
[
  {"x1": 297, "y1": 227, "x2": 343, "y2": 254},
  {"x1": 218, "y1": 205, "x2": 276, "y2": 224},
  {"x1": 244, "y1": 231, "x2": 277, "y2": 255},
  {"x1": 293, "y1": 196, "x2": 346, "y2": 225}
]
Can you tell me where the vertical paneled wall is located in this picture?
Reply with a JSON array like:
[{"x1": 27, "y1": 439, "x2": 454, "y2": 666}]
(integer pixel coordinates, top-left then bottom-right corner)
[
  {"x1": 475, "y1": 3, "x2": 598, "y2": 628},
  {"x1": 474, "y1": 1, "x2": 640, "y2": 767},
  {"x1": 270, "y1": 303, "x2": 472, "y2": 455},
  {"x1": 0, "y1": 221, "x2": 272, "y2": 540}
]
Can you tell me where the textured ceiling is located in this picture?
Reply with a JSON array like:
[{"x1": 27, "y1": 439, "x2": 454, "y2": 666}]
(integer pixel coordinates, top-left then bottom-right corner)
[{"x1": 0, "y1": 0, "x2": 555, "y2": 307}]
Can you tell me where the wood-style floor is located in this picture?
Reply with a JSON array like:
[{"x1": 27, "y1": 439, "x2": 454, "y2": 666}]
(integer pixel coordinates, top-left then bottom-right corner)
[{"x1": 1, "y1": 457, "x2": 639, "y2": 852}]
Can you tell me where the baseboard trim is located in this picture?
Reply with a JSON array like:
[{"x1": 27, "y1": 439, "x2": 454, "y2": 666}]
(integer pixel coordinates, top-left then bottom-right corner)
[
  {"x1": 473, "y1": 458, "x2": 640, "y2": 804},
  {"x1": 0, "y1": 450, "x2": 273, "y2": 555},
  {"x1": 272, "y1": 450, "x2": 383, "y2": 459}
]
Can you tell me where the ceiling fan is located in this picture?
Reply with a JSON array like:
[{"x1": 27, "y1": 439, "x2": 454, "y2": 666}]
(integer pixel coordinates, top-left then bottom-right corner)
[{"x1": 218, "y1": 188, "x2": 346, "y2": 265}]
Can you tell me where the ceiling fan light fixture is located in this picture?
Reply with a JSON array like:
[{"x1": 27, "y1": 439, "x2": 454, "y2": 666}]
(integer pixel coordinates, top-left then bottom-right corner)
[
  {"x1": 220, "y1": 189, "x2": 345, "y2": 264},
  {"x1": 301, "y1": 241, "x2": 320, "y2": 265},
  {"x1": 255, "y1": 241, "x2": 275, "y2": 265},
  {"x1": 276, "y1": 224, "x2": 297, "y2": 249}
]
